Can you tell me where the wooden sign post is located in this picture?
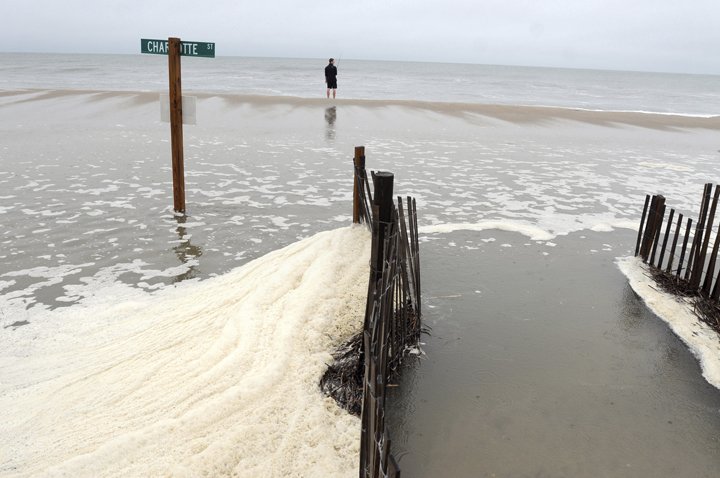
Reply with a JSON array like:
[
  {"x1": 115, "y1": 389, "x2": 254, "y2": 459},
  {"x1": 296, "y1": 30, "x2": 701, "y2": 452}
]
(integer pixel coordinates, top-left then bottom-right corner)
[
  {"x1": 140, "y1": 37, "x2": 215, "y2": 214},
  {"x1": 168, "y1": 38, "x2": 185, "y2": 213}
]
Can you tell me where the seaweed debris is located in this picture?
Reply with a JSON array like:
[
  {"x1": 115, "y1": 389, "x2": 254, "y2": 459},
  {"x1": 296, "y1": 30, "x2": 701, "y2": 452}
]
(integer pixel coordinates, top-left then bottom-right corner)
[
  {"x1": 649, "y1": 267, "x2": 720, "y2": 336},
  {"x1": 319, "y1": 317, "x2": 428, "y2": 417},
  {"x1": 320, "y1": 332, "x2": 365, "y2": 417}
]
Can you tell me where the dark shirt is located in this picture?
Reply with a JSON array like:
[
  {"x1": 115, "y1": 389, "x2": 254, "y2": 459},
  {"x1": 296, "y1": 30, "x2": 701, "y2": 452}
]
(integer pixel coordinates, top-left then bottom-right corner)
[{"x1": 325, "y1": 64, "x2": 337, "y2": 83}]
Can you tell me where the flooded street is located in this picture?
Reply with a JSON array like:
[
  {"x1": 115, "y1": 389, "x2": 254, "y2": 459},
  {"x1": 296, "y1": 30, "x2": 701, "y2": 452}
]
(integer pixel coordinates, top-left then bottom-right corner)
[{"x1": 389, "y1": 229, "x2": 720, "y2": 477}]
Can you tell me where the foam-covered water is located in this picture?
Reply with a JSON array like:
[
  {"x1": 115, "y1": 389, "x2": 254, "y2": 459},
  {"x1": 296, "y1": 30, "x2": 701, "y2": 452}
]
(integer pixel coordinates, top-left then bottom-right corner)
[{"x1": 2, "y1": 90, "x2": 718, "y2": 315}]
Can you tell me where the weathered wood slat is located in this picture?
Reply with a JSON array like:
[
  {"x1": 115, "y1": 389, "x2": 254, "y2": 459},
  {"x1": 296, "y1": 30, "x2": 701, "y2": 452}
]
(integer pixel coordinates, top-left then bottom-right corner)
[
  {"x1": 353, "y1": 147, "x2": 365, "y2": 223},
  {"x1": 658, "y1": 208, "x2": 675, "y2": 269},
  {"x1": 649, "y1": 202, "x2": 666, "y2": 267},
  {"x1": 666, "y1": 213, "x2": 683, "y2": 274},
  {"x1": 691, "y1": 183, "x2": 718, "y2": 288},
  {"x1": 640, "y1": 195, "x2": 660, "y2": 260},
  {"x1": 411, "y1": 197, "x2": 421, "y2": 314},
  {"x1": 397, "y1": 198, "x2": 417, "y2": 308},
  {"x1": 636, "y1": 194, "x2": 651, "y2": 256},
  {"x1": 704, "y1": 223, "x2": 720, "y2": 297},
  {"x1": 677, "y1": 218, "x2": 693, "y2": 278},
  {"x1": 686, "y1": 183, "x2": 712, "y2": 281}
]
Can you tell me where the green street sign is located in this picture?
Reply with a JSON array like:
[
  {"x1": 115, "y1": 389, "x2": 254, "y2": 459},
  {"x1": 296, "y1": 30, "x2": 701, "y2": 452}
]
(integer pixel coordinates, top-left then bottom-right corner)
[{"x1": 141, "y1": 39, "x2": 215, "y2": 58}]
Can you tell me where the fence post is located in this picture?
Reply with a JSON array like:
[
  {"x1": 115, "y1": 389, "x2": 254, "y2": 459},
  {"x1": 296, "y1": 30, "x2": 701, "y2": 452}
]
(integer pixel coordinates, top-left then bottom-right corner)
[
  {"x1": 353, "y1": 146, "x2": 366, "y2": 224},
  {"x1": 360, "y1": 171, "x2": 394, "y2": 478},
  {"x1": 373, "y1": 172, "x2": 395, "y2": 283}
]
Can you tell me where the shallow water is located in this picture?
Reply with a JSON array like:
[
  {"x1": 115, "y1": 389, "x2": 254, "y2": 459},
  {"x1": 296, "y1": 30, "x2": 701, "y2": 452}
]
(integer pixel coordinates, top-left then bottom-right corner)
[{"x1": 388, "y1": 229, "x2": 720, "y2": 477}]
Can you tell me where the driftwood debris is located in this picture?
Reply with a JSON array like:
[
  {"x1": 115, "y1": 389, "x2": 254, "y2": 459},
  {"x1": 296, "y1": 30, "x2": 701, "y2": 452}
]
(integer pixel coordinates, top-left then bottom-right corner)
[
  {"x1": 320, "y1": 304, "x2": 424, "y2": 418},
  {"x1": 320, "y1": 332, "x2": 365, "y2": 416},
  {"x1": 648, "y1": 267, "x2": 720, "y2": 335}
]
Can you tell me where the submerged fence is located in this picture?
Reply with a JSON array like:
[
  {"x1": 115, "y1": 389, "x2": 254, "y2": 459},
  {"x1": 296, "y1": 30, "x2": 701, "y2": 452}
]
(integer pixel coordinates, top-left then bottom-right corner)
[
  {"x1": 353, "y1": 146, "x2": 422, "y2": 478},
  {"x1": 636, "y1": 183, "x2": 720, "y2": 300}
]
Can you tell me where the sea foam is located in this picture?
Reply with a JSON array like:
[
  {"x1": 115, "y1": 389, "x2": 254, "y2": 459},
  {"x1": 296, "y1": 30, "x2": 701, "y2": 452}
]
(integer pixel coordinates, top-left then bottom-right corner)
[
  {"x1": 617, "y1": 256, "x2": 720, "y2": 390},
  {"x1": 0, "y1": 226, "x2": 370, "y2": 477}
]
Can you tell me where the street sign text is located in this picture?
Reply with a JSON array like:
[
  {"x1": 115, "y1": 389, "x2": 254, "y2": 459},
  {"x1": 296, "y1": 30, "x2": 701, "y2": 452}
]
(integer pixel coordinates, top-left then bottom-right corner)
[{"x1": 141, "y1": 39, "x2": 215, "y2": 58}]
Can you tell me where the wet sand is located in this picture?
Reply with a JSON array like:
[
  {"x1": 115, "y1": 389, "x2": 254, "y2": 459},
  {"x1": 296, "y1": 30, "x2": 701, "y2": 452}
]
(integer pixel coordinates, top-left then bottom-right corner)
[{"x1": 4, "y1": 88, "x2": 720, "y2": 129}]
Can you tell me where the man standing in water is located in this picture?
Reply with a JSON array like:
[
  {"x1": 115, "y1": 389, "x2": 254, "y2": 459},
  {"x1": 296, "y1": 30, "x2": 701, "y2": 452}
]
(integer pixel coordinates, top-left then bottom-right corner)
[{"x1": 325, "y1": 58, "x2": 337, "y2": 99}]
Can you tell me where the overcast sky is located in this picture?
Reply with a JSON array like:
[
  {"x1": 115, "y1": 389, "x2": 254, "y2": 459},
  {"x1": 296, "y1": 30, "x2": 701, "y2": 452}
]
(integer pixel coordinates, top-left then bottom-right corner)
[{"x1": 2, "y1": 0, "x2": 719, "y2": 74}]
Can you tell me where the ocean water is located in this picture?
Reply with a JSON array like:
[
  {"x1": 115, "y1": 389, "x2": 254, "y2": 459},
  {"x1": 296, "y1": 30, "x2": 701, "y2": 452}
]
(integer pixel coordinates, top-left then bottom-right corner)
[
  {"x1": 2, "y1": 53, "x2": 720, "y2": 115},
  {"x1": 1, "y1": 53, "x2": 720, "y2": 476}
]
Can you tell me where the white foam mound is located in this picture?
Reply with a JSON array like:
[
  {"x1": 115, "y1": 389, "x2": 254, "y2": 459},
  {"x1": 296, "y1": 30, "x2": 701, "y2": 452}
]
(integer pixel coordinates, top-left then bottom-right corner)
[
  {"x1": 0, "y1": 226, "x2": 371, "y2": 477},
  {"x1": 617, "y1": 256, "x2": 720, "y2": 389}
]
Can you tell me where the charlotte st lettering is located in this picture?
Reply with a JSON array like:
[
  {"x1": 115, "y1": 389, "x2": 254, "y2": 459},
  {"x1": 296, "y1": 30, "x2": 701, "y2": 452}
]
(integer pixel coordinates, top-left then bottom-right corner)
[{"x1": 144, "y1": 40, "x2": 204, "y2": 56}]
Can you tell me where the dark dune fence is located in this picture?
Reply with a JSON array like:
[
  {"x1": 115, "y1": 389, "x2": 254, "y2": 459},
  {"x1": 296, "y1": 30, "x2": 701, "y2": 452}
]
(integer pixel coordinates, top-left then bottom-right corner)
[
  {"x1": 636, "y1": 182, "x2": 720, "y2": 301},
  {"x1": 353, "y1": 146, "x2": 422, "y2": 478}
]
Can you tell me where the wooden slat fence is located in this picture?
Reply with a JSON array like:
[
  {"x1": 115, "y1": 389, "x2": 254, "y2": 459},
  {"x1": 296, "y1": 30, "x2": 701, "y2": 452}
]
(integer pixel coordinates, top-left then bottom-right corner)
[
  {"x1": 352, "y1": 146, "x2": 422, "y2": 478},
  {"x1": 636, "y1": 182, "x2": 720, "y2": 299}
]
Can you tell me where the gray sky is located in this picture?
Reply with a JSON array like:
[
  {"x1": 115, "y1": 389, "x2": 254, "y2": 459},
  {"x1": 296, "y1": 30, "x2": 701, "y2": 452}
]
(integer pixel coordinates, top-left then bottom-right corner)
[{"x1": 3, "y1": 0, "x2": 719, "y2": 74}]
